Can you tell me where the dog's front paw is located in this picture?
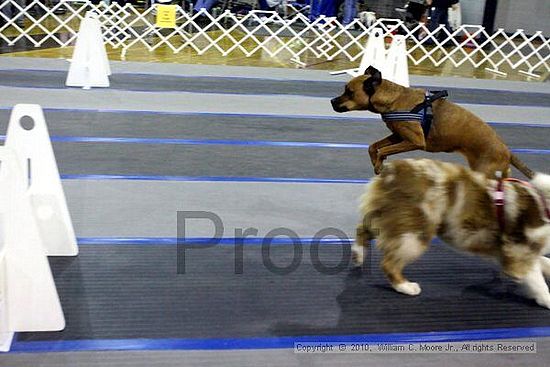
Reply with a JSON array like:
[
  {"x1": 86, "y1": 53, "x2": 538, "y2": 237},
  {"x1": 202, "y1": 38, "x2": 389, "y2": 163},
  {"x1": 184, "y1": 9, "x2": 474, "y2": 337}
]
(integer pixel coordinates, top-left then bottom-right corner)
[
  {"x1": 368, "y1": 146, "x2": 378, "y2": 166},
  {"x1": 393, "y1": 281, "x2": 422, "y2": 296},
  {"x1": 374, "y1": 159, "x2": 385, "y2": 175}
]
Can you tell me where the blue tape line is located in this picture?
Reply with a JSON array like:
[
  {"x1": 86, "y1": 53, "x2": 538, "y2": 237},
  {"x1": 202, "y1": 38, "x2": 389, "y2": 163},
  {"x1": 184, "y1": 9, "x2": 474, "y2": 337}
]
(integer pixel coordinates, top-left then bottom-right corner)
[
  {"x1": 9, "y1": 327, "x2": 550, "y2": 353},
  {"x1": 76, "y1": 237, "x2": 354, "y2": 246},
  {"x1": 75, "y1": 237, "x2": 444, "y2": 247},
  {"x1": 510, "y1": 148, "x2": 550, "y2": 155},
  {"x1": 61, "y1": 174, "x2": 370, "y2": 184},
  {"x1": 25, "y1": 136, "x2": 370, "y2": 149}
]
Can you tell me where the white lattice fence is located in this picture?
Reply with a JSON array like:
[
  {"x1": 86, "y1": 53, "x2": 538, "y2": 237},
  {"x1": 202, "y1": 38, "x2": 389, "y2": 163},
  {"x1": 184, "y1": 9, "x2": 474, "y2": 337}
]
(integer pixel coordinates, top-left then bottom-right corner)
[{"x1": 1, "y1": 0, "x2": 548, "y2": 77}]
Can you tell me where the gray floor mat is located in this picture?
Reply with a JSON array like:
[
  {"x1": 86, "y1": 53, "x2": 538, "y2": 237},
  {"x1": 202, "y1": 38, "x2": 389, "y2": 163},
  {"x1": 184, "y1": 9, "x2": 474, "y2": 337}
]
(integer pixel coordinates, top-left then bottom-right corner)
[{"x1": 16, "y1": 244, "x2": 550, "y2": 342}]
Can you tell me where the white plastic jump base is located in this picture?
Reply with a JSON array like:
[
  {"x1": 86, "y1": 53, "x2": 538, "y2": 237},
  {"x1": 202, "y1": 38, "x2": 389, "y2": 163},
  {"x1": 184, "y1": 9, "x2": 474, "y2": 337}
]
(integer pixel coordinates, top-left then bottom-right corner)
[
  {"x1": 5, "y1": 104, "x2": 78, "y2": 257},
  {"x1": 66, "y1": 11, "x2": 111, "y2": 89},
  {"x1": 0, "y1": 147, "x2": 66, "y2": 350}
]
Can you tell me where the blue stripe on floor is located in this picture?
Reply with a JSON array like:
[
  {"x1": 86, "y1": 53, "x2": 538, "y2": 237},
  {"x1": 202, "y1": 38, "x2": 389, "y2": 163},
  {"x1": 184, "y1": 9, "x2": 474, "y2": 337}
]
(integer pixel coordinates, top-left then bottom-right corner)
[
  {"x1": 76, "y1": 237, "x2": 354, "y2": 246},
  {"x1": 61, "y1": 174, "x2": 370, "y2": 184},
  {"x1": 9, "y1": 327, "x2": 550, "y2": 353},
  {"x1": 75, "y1": 237, "x2": 448, "y2": 247},
  {"x1": 509, "y1": 148, "x2": 550, "y2": 155}
]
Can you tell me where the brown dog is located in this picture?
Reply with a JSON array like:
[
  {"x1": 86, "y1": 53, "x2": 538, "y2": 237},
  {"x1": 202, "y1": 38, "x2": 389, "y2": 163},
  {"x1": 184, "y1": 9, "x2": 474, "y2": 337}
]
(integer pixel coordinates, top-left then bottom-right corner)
[
  {"x1": 353, "y1": 158, "x2": 550, "y2": 308},
  {"x1": 331, "y1": 66, "x2": 534, "y2": 179}
]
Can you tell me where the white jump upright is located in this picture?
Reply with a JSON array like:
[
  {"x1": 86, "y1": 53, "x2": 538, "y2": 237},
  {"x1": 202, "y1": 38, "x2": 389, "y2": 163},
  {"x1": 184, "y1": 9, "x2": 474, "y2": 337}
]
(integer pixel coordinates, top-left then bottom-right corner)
[
  {"x1": 5, "y1": 104, "x2": 78, "y2": 257},
  {"x1": 383, "y1": 35, "x2": 410, "y2": 87},
  {"x1": 0, "y1": 147, "x2": 66, "y2": 351},
  {"x1": 330, "y1": 27, "x2": 386, "y2": 77},
  {"x1": 66, "y1": 11, "x2": 111, "y2": 89}
]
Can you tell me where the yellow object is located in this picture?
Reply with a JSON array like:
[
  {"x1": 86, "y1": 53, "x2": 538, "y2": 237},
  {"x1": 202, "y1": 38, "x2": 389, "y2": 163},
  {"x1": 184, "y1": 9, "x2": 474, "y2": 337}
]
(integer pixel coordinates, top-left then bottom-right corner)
[{"x1": 155, "y1": 5, "x2": 177, "y2": 29}]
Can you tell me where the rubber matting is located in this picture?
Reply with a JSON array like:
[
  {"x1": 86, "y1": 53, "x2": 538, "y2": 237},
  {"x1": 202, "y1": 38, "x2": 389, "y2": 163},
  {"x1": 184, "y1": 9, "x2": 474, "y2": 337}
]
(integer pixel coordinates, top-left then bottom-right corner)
[
  {"x1": 17, "y1": 244, "x2": 550, "y2": 342},
  {"x1": 3, "y1": 62, "x2": 550, "y2": 353},
  {"x1": 0, "y1": 70, "x2": 548, "y2": 106}
]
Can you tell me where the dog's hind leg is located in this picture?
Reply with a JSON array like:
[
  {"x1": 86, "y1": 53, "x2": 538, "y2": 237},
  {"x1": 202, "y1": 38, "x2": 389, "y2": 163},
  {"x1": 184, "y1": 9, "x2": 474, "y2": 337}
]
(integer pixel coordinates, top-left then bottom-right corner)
[
  {"x1": 381, "y1": 233, "x2": 429, "y2": 296},
  {"x1": 463, "y1": 151, "x2": 511, "y2": 179}
]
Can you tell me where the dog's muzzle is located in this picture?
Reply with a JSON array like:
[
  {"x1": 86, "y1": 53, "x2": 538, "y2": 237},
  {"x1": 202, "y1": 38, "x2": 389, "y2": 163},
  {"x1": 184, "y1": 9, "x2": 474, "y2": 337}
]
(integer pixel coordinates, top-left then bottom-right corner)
[{"x1": 331, "y1": 98, "x2": 349, "y2": 113}]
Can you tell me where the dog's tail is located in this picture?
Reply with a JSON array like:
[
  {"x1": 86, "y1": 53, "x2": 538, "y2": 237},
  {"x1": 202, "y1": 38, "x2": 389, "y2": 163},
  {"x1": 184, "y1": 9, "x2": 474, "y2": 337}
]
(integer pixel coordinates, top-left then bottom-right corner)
[{"x1": 510, "y1": 153, "x2": 535, "y2": 179}]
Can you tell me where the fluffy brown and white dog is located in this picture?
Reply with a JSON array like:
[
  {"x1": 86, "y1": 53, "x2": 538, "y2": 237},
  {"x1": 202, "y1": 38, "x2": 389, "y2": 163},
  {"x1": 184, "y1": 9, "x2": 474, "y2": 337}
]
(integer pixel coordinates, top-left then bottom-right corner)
[{"x1": 352, "y1": 158, "x2": 550, "y2": 308}]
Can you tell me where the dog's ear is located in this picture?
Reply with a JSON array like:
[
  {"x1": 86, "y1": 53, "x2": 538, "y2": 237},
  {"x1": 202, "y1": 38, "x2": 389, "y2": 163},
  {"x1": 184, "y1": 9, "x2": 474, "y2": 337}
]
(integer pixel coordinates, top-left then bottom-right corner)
[
  {"x1": 363, "y1": 66, "x2": 382, "y2": 96},
  {"x1": 364, "y1": 65, "x2": 381, "y2": 77}
]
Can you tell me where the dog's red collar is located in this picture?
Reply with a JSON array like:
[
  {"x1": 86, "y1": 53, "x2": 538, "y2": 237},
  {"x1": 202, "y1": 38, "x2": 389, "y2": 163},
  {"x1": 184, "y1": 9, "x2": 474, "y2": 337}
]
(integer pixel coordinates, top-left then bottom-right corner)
[{"x1": 494, "y1": 177, "x2": 550, "y2": 232}]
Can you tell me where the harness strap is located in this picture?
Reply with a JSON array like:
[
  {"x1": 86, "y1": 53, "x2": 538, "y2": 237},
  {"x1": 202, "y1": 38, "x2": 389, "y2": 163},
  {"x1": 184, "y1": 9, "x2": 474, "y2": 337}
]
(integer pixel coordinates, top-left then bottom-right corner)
[
  {"x1": 410, "y1": 90, "x2": 449, "y2": 114},
  {"x1": 380, "y1": 112, "x2": 423, "y2": 122},
  {"x1": 380, "y1": 90, "x2": 448, "y2": 138}
]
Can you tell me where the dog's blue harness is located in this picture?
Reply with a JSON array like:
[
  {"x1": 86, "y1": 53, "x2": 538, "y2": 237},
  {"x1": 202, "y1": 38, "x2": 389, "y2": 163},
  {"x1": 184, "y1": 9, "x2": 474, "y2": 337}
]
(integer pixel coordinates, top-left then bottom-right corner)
[{"x1": 381, "y1": 90, "x2": 448, "y2": 137}]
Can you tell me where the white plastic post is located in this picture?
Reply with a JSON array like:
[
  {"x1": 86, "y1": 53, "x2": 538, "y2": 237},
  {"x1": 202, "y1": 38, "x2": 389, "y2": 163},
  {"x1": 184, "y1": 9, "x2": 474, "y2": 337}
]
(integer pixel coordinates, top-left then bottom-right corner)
[
  {"x1": 0, "y1": 147, "x2": 65, "y2": 347},
  {"x1": 383, "y1": 35, "x2": 410, "y2": 87},
  {"x1": 5, "y1": 104, "x2": 78, "y2": 257},
  {"x1": 357, "y1": 28, "x2": 386, "y2": 75},
  {"x1": 66, "y1": 11, "x2": 111, "y2": 89},
  {"x1": 330, "y1": 28, "x2": 387, "y2": 77}
]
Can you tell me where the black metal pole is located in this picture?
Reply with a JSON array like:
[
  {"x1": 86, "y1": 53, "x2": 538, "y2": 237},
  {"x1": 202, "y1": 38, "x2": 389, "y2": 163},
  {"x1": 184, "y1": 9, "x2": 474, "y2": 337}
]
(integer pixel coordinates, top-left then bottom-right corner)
[{"x1": 482, "y1": 0, "x2": 498, "y2": 34}]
